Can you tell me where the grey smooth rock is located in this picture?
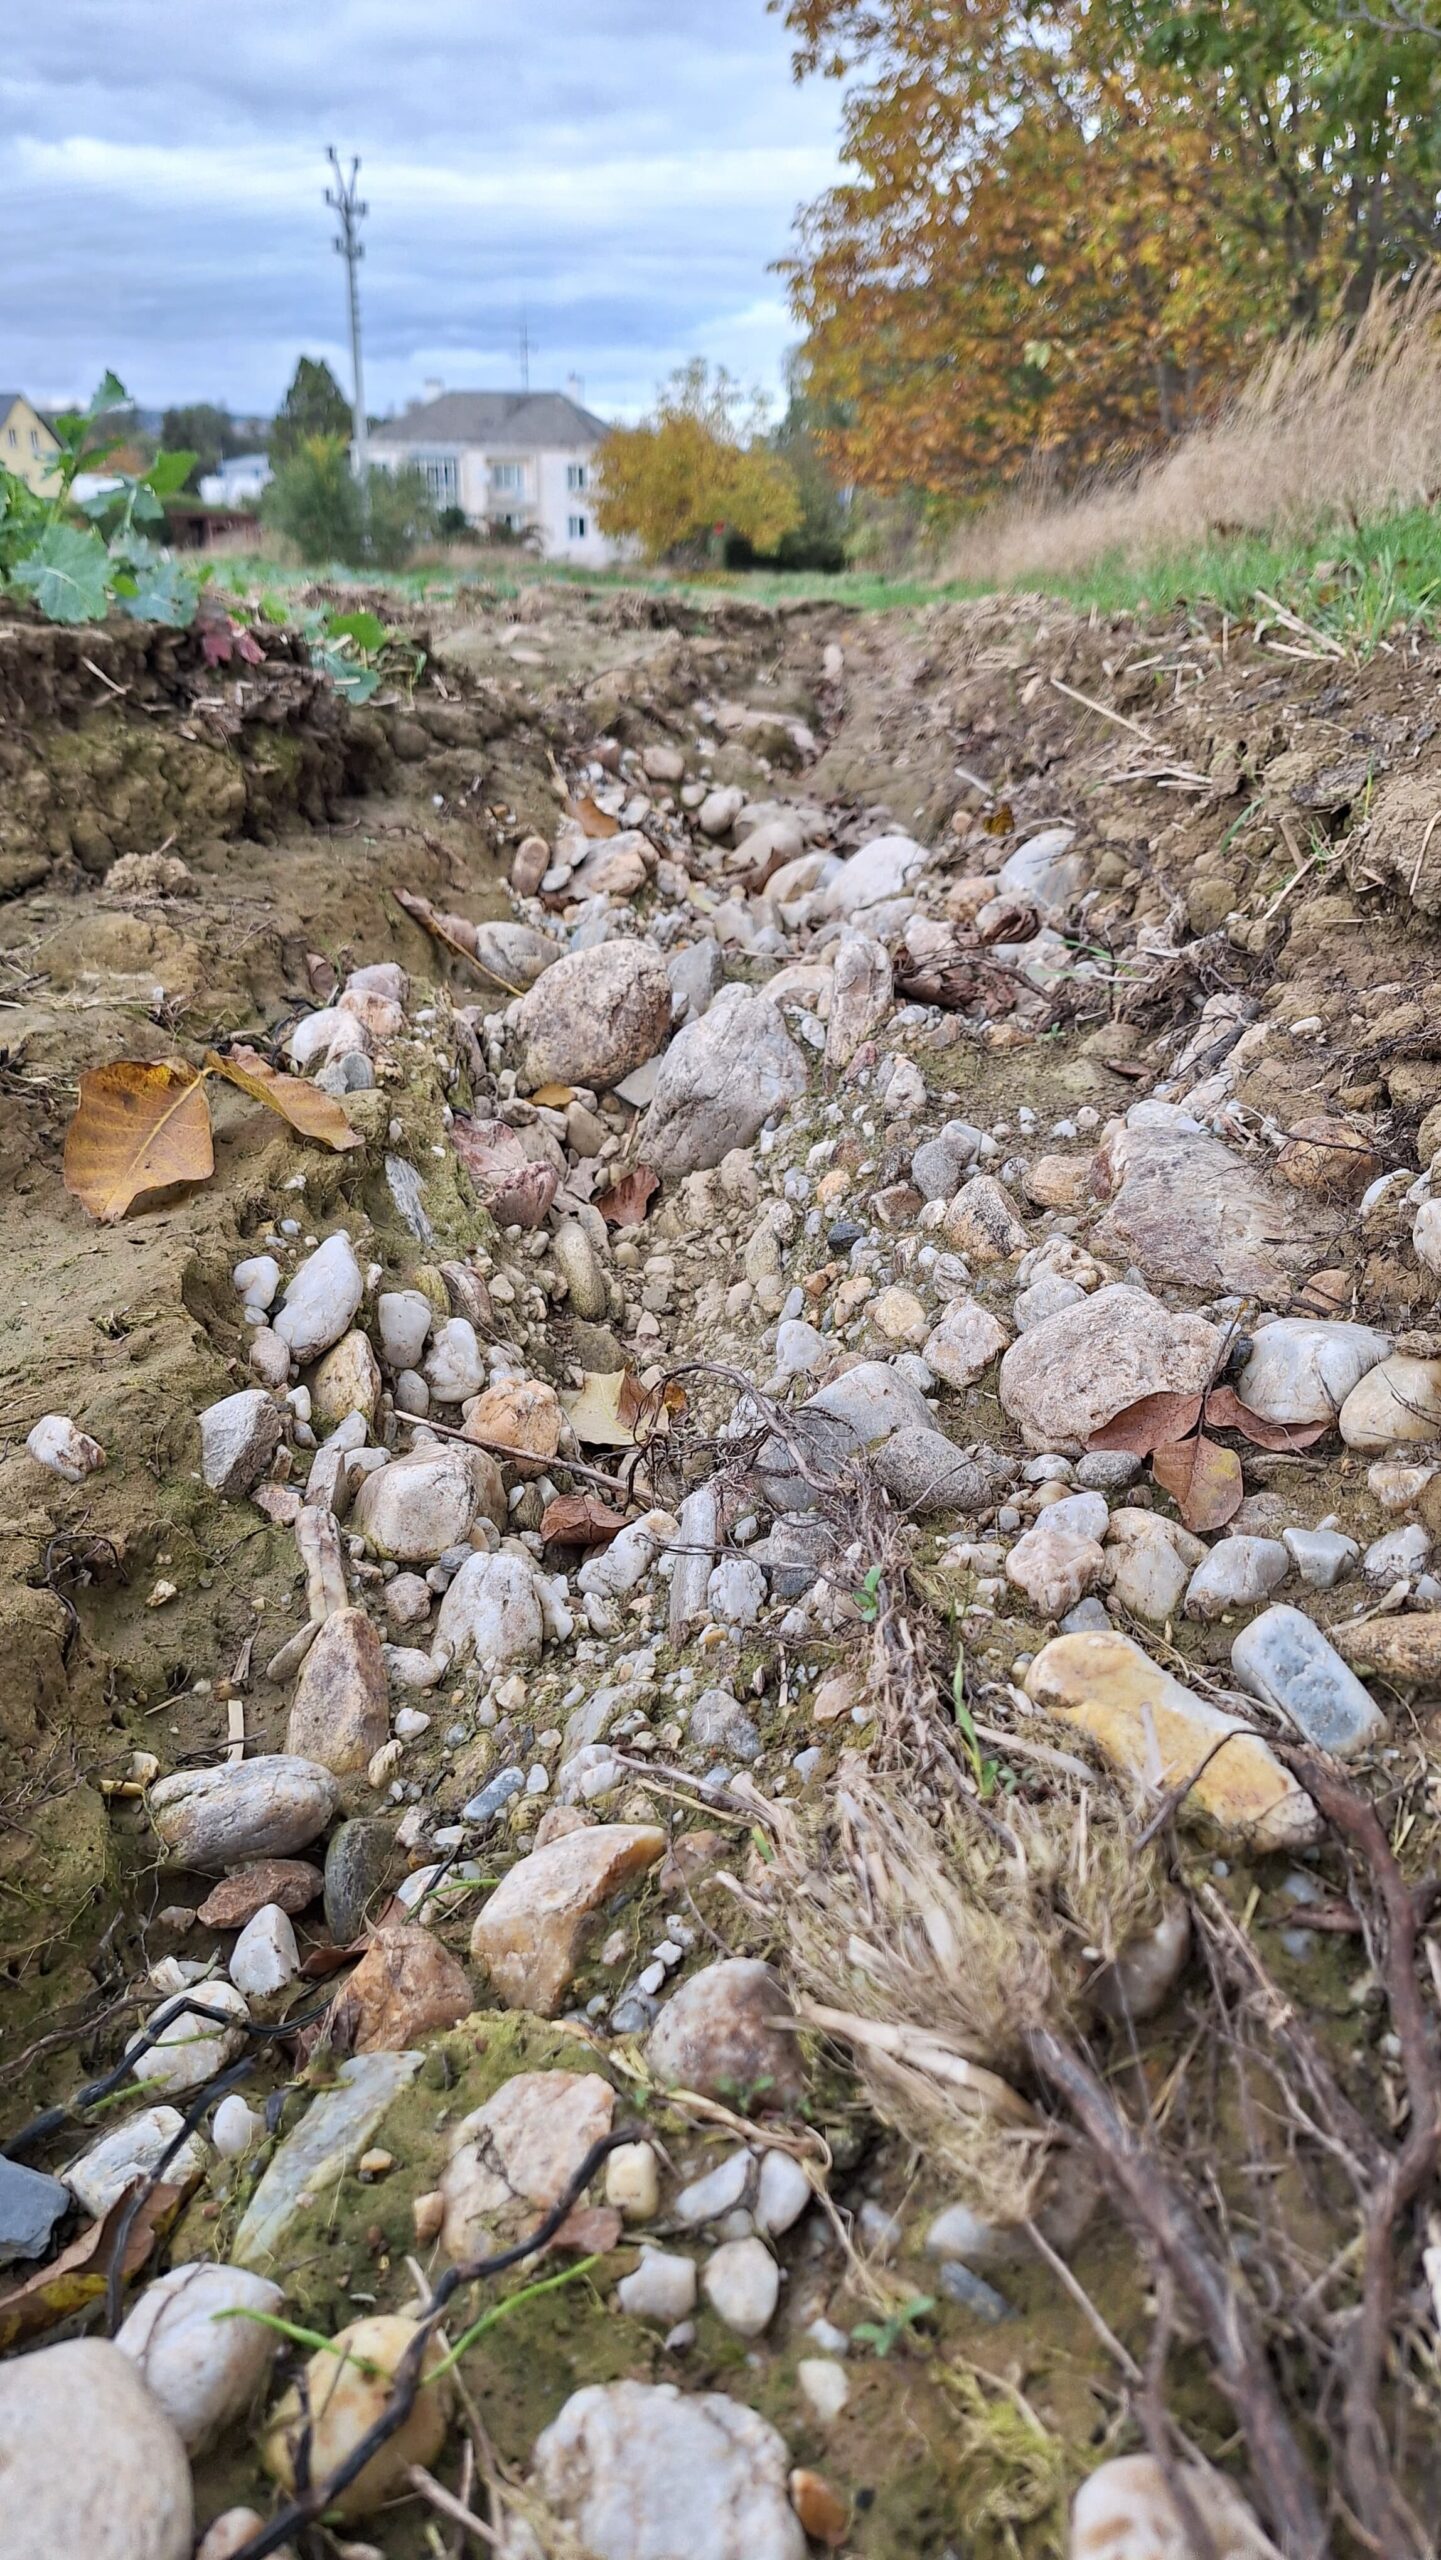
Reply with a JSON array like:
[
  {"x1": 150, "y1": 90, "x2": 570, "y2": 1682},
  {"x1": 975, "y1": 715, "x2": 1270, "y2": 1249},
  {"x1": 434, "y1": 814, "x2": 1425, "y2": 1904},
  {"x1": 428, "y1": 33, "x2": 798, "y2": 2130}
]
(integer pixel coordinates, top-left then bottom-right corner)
[
  {"x1": 617, "y1": 2249, "x2": 698, "y2": 2323},
  {"x1": 668, "y1": 1482, "x2": 720, "y2": 1643},
  {"x1": 1183, "y1": 1537, "x2": 1290, "y2": 1621},
  {"x1": 873, "y1": 1426, "x2": 997, "y2": 1515},
  {"x1": 532, "y1": 2380, "x2": 806, "y2": 2560},
  {"x1": 821, "y1": 831, "x2": 928, "y2": 918},
  {"x1": 116, "y1": 2262, "x2": 282, "y2": 2452},
  {"x1": 273, "y1": 1231, "x2": 364, "y2": 1363},
  {"x1": 324, "y1": 1817, "x2": 402, "y2": 1942},
  {"x1": 1237, "y1": 1318, "x2": 1391, "y2": 1425},
  {"x1": 703, "y1": 2235, "x2": 779, "y2": 2335},
  {"x1": 62, "y1": 2106, "x2": 208, "y2": 2220},
  {"x1": 432, "y1": 1549, "x2": 544, "y2": 1668},
  {"x1": 1283, "y1": 1525, "x2": 1359, "y2": 1589},
  {"x1": 641, "y1": 984, "x2": 808, "y2": 1175},
  {"x1": 199, "y1": 1389, "x2": 281, "y2": 1498},
  {"x1": 689, "y1": 1688, "x2": 763, "y2": 1762},
  {"x1": 233, "y1": 2050, "x2": 422, "y2": 2269},
  {"x1": 149, "y1": 1755, "x2": 339, "y2": 1872},
  {"x1": 0, "y1": 2337, "x2": 193, "y2": 2560},
  {"x1": 351, "y1": 1446, "x2": 477, "y2": 1561},
  {"x1": 0, "y1": 2156, "x2": 69, "y2": 2266},
  {"x1": 1232, "y1": 1604, "x2": 1387, "y2": 1755}
]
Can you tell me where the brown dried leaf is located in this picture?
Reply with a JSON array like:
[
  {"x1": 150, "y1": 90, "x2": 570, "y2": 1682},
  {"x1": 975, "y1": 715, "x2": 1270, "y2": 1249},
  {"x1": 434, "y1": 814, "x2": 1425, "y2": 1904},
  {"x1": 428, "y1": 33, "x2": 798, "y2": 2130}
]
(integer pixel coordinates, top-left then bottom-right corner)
[
  {"x1": 569, "y1": 794, "x2": 620, "y2": 839},
  {"x1": 0, "y1": 2182, "x2": 183, "y2": 2351},
  {"x1": 208, "y1": 1047, "x2": 363, "y2": 1152},
  {"x1": 540, "y1": 1493, "x2": 631, "y2": 1548},
  {"x1": 1202, "y1": 1385, "x2": 1329, "y2": 1452},
  {"x1": 63, "y1": 1060, "x2": 214, "y2": 1221},
  {"x1": 981, "y1": 801, "x2": 1014, "y2": 836},
  {"x1": 600, "y1": 1165, "x2": 659, "y2": 1227},
  {"x1": 1151, "y1": 1434, "x2": 1244, "y2": 1533},
  {"x1": 1087, "y1": 1392, "x2": 1204, "y2": 1455}
]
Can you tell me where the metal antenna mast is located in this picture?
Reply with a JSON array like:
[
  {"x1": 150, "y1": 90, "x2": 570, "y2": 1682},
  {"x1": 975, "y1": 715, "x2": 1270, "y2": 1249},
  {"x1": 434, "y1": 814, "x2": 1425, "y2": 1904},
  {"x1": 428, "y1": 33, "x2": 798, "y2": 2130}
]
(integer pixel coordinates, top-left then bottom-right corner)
[
  {"x1": 519, "y1": 312, "x2": 531, "y2": 393},
  {"x1": 325, "y1": 147, "x2": 369, "y2": 484}
]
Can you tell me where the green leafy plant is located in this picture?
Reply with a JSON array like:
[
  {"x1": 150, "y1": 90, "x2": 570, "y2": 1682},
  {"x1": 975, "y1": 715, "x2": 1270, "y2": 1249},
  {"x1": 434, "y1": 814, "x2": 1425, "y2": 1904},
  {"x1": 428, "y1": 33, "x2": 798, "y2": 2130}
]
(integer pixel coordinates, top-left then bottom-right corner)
[
  {"x1": 950, "y1": 1652, "x2": 1010, "y2": 1799},
  {"x1": 852, "y1": 2293, "x2": 936, "y2": 2357},
  {"x1": 854, "y1": 1562, "x2": 884, "y2": 1621},
  {"x1": 296, "y1": 603, "x2": 427, "y2": 704},
  {"x1": 0, "y1": 373, "x2": 203, "y2": 627}
]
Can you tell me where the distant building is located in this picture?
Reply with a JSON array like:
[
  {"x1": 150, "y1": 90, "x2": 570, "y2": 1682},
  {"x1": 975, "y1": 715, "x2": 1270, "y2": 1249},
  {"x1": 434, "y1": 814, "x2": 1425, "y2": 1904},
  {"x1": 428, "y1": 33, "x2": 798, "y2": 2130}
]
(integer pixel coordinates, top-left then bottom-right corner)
[
  {"x1": 0, "y1": 393, "x2": 61, "y2": 493},
  {"x1": 197, "y1": 452, "x2": 272, "y2": 507},
  {"x1": 368, "y1": 386, "x2": 618, "y2": 565}
]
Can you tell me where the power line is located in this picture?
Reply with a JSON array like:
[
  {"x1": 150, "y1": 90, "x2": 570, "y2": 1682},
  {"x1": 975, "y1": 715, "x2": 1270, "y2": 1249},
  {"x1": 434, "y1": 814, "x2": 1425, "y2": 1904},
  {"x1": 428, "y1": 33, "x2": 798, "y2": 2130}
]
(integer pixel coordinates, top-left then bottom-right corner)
[{"x1": 325, "y1": 147, "x2": 368, "y2": 484}]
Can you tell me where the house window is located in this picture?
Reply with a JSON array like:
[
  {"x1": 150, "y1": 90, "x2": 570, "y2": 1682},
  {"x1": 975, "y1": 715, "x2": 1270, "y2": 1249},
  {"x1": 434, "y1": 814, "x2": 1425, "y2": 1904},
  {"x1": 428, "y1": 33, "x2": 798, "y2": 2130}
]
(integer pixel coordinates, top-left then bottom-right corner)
[
  {"x1": 567, "y1": 514, "x2": 589, "y2": 541},
  {"x1": 490, "y1": 461, "x2": 523, "y2": 493},
  {"x1": 6, "y1": 427, "x2": 16, "y2": 448},
  {"x1": 565, "y1": 463, "x2": 589, "y2": 493},
  {"x1": 416, "y1": 453, "x2": 459, "y2": 505},
  {"x1": 29, "y1": 429, "x2": 40, "y2": 454}
]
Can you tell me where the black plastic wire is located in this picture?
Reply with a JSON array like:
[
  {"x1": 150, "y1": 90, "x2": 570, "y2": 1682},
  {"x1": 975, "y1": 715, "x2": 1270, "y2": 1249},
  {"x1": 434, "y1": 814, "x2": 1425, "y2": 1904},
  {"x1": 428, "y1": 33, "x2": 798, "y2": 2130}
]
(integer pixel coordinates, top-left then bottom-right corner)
[{"x1": 2, "y1": 1991, "x2": 335, "y2": 2160}]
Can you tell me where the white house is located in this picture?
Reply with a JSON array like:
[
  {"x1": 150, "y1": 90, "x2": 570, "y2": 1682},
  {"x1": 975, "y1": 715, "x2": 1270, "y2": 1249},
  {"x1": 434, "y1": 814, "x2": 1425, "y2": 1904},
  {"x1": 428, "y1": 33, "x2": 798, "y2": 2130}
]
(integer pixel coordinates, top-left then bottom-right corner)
[
  {"x1": 367, "y1": 386, "x2": 618, "y2": 566},
  {"x1": 197, "y1": 452, "x2": 272, "y2": 507}
]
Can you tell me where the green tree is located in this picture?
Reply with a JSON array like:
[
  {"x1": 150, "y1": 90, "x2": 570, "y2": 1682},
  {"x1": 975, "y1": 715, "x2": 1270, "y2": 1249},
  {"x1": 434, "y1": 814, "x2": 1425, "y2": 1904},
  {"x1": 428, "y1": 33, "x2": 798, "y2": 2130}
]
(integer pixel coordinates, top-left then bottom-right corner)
[
  {"x1": 262, "y1": 437, "x2": 436, "y2": 569},
  {"x1": 595, "y1": 361, "x2": 802, "y2": 563},
  {"x1": 159, "y1": 402, "x2": 245, "y2": 491},
  {"x1": 364, "y1": 464, "x2": 437, "y2": 568},
  {"x1": 263, "y1": 436, "x2": 363, "y2": 564},
  {"x1": 270, "y1": 358, "x2": 353, "y2": 465}
]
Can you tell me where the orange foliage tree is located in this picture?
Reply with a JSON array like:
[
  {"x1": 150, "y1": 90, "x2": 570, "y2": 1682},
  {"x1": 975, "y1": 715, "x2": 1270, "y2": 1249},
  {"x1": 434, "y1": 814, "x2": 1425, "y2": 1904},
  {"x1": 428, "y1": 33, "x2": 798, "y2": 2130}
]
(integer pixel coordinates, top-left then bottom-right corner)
[
  {"x1": 595, "y1": 363, "x2": 802, "y2": 562},
  {"x1": 774, "y1": 0, "x2": 1441, "y2": 501}
]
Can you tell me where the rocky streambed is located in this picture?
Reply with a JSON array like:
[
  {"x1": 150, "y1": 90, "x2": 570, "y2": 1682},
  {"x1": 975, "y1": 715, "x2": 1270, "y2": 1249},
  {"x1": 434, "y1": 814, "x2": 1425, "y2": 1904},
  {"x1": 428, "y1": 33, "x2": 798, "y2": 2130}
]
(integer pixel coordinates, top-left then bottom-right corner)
[{"x1": 4, "y1": 580, "x2": 1441, "y2": 2556}]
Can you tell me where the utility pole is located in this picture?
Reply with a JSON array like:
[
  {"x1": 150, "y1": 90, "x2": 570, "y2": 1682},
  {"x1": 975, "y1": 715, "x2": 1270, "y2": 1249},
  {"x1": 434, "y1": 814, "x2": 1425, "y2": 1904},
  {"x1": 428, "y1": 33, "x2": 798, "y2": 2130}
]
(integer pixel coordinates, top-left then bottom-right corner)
[
  {"x1": 325, "y1": 147, "x2": 368, "y2": 485},
  {"x1": 519, "y1": 312, "x2": 531, "y2": 393}
]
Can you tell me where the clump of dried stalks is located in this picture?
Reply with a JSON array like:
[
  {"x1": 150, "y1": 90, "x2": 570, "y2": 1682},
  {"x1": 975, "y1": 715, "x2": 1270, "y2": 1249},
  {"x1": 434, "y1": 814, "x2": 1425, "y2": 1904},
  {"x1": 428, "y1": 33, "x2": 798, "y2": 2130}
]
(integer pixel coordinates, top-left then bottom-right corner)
[
  {"x1": 943, "y1": 270, "x2": 1441, "y2": 589},
  {"x1": 757, "y1": 1763, "x2": 1169, "y2": 2221}
]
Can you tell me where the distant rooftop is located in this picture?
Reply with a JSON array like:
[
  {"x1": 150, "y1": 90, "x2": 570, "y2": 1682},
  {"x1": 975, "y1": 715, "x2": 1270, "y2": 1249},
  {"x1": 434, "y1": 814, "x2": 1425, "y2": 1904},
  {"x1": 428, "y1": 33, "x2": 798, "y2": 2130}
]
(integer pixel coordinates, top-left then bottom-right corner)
[{"x1": 370, "y1": 389, "x2": 607, "y2": 449}]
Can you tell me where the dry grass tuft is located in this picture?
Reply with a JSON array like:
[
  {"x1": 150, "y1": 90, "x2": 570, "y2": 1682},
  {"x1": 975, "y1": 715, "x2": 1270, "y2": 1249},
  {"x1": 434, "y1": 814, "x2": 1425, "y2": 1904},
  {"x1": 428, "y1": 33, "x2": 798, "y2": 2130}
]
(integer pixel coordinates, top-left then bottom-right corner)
[
  {"x1": 944, "y1": 271, "x2": 1441, "y2": 589},
  {"x1": 761, "y1": 1762, "x2": 1168, "y2": 2218}
]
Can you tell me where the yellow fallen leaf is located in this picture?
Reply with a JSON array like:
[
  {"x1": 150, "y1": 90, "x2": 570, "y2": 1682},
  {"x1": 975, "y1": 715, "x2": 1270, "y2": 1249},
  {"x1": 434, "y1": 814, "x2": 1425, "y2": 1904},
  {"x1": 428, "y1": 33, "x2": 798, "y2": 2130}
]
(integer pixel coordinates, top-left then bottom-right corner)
[
  {"x1": 561, "y1": 1370, "x2": 639, "y2": 1448},
  {"x1": 208, "y1": 1046, "x2": 363, "y2": 1151},
  {"x1": 63, "y1": 1060, "x2": 214, "y2": 1221},
  {"x1": 530, "y1": 1082, "x2": 576, "y2": 1109}
]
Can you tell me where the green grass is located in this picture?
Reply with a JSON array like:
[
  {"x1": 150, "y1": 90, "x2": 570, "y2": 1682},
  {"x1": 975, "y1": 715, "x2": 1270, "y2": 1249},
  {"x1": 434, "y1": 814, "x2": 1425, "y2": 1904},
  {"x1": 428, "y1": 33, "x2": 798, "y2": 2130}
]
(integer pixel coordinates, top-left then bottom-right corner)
[{"x1": 210, "y1": 499, "x2": 1441, "y2": 647}]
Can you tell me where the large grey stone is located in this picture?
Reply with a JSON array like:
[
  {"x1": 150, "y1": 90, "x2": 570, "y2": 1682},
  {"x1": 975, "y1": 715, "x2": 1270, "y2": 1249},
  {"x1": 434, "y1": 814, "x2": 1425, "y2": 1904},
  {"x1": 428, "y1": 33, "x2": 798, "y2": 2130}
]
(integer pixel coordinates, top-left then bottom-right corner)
[
  {"x1": 872, "y1": 1426, "x2": 997, "y2": 1515},
  {"x1": 149, "y1": 1755, "x2": 338, "y2": 1872},
  {"x1": 532, "y1": 2380, "x2": 805, "y2": 2560},
  {"x1": 0, "y1": 2337, "x2": 193, "y2": 2560},
  {"x1": 432, "y1": 1550, "x2": 544, "y2": 1669},
  {"x1": 1092, "y1": 1103, "x2": 1335, "y2": 1295},
  {"x1": 515, "y1": 939, "x2": 672, "y2": 1089},
  {"x1": 351, "y1": 1445, "x2": 477, "y2": 1561},
  {"x1": 233, "y1": 2050, "x2": 422, "y2": 2269},
  {"x1": 999, "y1": 1284, "x2": 1222, "y2": 1454},
  {"x1": 273, "y1": 1231, "x2": 364, "y2": 1363},
  {"x1": 1236, "y1": 1319, "x2": 1391, "y2": 1425},
  {"x1": 0, "y1": 2157, "x2": 69, "y2": 2266},
  {"x1": 1231, "y1": 1605, "x2": 1386, "y2": 1756},
  {"x1": 641, "y1": 985, "x2": 807, "y2": 1176},
  {"x1": 822, "y1": 831, "x2": 928, "y2": 918},
  {"x1": 285, "y1": 1605, "x2": 390, "y2": 1775},
  {"x1": 199, "y1": 1389, "x2": 281, "y2": 1498},
  {"x1": 116, "y1": 2262, "x2": 282, "y2": 2453}
]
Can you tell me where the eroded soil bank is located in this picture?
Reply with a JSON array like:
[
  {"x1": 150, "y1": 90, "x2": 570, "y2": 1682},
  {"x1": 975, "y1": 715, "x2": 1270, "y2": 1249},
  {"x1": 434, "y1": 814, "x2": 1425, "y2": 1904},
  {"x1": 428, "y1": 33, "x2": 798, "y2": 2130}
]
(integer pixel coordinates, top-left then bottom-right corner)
[{"x1": 4, "y1": 576, "x2": 1441, "y2": 2559}]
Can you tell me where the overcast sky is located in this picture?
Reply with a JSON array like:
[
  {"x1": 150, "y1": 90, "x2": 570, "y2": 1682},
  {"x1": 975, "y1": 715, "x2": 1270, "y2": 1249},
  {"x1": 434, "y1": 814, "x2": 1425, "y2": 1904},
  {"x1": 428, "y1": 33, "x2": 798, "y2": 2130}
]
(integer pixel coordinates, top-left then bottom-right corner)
[{"x1": 2, "y1": 2, "x2": 842, "y2": 426}]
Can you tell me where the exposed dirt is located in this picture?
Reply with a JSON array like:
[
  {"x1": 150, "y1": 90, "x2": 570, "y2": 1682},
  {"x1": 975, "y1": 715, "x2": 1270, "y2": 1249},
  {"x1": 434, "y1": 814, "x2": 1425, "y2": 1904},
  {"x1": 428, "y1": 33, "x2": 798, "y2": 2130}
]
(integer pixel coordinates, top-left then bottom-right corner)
[{"x1": 6, "y1": 574, "x2": 1441, "y2": 2557}]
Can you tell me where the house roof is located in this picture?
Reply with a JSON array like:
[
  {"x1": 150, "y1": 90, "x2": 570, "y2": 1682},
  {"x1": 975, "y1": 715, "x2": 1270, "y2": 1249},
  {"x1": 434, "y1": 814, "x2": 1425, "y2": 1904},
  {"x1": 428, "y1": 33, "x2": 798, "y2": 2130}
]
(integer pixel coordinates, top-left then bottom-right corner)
[
  {"x1": 370, "y1": 390, "x2": 607, "y2": 451},
  {"x1": 0, "y1": 393, "x2": 57, "y2": 437}
]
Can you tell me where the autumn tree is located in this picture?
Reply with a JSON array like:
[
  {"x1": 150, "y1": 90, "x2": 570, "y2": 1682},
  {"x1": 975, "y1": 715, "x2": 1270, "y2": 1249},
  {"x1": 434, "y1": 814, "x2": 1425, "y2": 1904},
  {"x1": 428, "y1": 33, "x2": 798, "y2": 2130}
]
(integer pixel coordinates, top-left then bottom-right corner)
[
  {"x1": 774, "y1": 0, "x2": 1441, "y2": 499},
  {"x1": 595, "y1": 363, "x2": 803, "y2": 561}
]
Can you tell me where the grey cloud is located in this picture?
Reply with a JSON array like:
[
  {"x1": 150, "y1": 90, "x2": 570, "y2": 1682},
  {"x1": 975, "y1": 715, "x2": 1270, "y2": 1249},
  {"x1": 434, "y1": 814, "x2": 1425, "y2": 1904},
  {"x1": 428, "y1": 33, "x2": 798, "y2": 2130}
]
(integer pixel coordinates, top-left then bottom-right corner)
[{"x1": 0, "y1": 1, "x2": 839, "y2": 416}]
